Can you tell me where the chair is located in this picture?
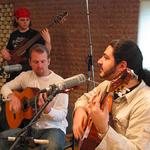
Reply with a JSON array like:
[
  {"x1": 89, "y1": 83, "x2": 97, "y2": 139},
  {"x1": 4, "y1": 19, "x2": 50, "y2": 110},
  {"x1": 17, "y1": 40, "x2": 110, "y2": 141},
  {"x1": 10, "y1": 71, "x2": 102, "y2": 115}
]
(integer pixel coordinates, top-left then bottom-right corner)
[{"x1": 63, "y1": 103, "x2": 75, "y2": 150}]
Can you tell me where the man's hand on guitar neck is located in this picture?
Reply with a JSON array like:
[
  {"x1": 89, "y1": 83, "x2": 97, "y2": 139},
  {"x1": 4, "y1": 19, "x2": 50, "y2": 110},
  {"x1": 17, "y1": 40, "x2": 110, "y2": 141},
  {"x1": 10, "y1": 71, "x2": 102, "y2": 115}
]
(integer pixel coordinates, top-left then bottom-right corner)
[
  {"x1": 7, "y1": 93, "x2": 21, "y2": 113},
  {"x1": 40, "y1": 28, "x2": 52, "y2": 52},
  {"x1": 73, "y1": 107, "x2": 88, "y2": 140}
]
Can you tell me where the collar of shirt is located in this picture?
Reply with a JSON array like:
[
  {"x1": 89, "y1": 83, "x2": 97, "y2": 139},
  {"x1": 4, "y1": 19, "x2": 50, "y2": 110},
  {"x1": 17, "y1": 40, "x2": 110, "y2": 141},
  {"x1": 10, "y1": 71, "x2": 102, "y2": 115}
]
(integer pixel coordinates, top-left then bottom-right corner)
[{"x1": 113, "y1": 81, "x2": 146, "y2": 104}]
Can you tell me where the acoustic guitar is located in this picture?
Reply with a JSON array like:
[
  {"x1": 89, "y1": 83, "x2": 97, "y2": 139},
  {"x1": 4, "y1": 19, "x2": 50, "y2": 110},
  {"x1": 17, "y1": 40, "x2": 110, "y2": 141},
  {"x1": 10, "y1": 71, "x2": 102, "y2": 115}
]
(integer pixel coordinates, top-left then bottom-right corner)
[
  {"x1": 78, "y1": 69, "x2": 132, "y2": 150},
  {"x1": 8, "y1": 11, "x2": 68, "y2": 64},
  {"x1": 5, "y1": 87, "x2": 40, "y2": 128}
]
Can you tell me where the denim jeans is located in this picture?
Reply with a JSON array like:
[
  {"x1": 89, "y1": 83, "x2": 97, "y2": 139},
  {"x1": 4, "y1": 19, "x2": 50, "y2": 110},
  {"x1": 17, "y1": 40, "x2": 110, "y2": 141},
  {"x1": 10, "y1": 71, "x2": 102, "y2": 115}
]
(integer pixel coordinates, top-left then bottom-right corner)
[
  {"x1": 0, "y1": 128, "x2": 21, "y2": 150},
  {"x1": 0, "y1": 128, "x2": 65, "y2": 150}
]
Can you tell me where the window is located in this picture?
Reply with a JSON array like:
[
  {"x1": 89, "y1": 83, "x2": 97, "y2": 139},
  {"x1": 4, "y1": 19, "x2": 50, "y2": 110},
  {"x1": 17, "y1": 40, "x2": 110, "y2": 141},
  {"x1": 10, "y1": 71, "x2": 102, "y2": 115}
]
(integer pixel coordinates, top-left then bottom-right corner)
[{"x1": 137, "y1": 0, "x2": 150, "y2": 70}]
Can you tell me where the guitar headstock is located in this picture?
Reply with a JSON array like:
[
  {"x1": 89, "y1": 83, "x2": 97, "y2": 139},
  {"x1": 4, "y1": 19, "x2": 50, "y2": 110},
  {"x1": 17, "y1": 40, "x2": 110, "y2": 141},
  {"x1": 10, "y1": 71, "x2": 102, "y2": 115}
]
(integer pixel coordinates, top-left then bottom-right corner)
[
  {"x1": 109, "y1": 69, "x2": 132, "y2": 92},
  {"x1": 53, "y1": 11, "x2": 68, "y2": 24}
]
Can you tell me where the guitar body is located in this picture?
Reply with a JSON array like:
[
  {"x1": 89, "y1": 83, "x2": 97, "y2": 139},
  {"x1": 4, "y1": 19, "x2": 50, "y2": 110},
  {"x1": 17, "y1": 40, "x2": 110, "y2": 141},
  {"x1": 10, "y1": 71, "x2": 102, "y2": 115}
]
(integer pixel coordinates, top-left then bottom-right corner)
[
  {"x1": 79, "y1": 124, "x2": 100, "y2": 150},
  {"x1": 5, "y1": 87, "x2": 39, "y2": 128},
  {"x1": 8, "y1": 35, "x2": 40, "y2": 65},
  {"x1": 8, "y1": 53, "x2": 27, "y2": 64}
]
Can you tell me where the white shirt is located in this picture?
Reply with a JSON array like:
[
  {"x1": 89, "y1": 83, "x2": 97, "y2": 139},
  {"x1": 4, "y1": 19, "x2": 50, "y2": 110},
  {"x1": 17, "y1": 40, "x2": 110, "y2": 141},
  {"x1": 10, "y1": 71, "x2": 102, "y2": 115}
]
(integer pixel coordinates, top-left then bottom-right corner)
[
  {"x1": 75, "y1": 80, "x2": 150, "y2": 150},
  {"x1": 1, "y1": 70, "x2": 69, "y2": 134}
]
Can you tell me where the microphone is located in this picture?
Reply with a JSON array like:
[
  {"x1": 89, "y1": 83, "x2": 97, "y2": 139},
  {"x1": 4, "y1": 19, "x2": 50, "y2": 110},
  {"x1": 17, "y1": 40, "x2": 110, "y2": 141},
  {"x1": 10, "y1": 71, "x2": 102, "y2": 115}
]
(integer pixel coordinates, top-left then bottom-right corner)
[
  {"x1": 0, "y1": 64, "x2": 22, "y2": 74},
  {"x1": 40, "y1": 74, "x2": 86, "y2": 93}
]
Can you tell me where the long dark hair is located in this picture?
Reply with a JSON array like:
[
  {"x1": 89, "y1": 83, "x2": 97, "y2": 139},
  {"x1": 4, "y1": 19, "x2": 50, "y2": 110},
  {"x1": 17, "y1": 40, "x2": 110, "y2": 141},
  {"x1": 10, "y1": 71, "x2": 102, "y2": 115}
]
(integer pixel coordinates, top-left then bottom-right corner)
[{"x1": 109, "y1": 39, "x2": 150, "y2": 86}]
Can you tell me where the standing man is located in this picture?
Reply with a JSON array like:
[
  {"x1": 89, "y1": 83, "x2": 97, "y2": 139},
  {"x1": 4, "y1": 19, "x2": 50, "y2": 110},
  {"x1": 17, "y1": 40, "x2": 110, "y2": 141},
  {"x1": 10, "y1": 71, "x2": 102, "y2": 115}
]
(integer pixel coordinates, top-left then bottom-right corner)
[
  {"x1": 0, "y1": 44, "x2": 68, "y2": 150},
  {"x1": 1, "y1": 7, "x2": 51, "y2": 80},
  {"x1": 73, "y1": 39, "x2": 150, "y2": 150}
]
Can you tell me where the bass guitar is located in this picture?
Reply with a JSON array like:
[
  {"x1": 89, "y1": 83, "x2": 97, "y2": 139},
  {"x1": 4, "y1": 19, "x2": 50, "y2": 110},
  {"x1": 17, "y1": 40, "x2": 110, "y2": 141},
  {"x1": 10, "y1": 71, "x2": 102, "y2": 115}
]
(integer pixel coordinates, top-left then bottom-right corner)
[
  {"x1": 8, "y1": 11, "x2": 68, "y2": 64},
  {"x1": 5, "y1": 87, "x2": 40, "y2": 128},
  {"x1": 78, "y1": 69, "x2": 132, "y2": 150}
]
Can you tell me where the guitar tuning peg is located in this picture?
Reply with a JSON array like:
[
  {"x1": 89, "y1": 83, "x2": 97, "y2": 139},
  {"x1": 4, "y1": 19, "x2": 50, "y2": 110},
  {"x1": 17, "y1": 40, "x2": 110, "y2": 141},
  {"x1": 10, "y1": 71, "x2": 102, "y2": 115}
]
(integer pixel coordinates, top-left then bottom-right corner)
[
  {"x1": 63, "y1": 11, "x2": 68, "y2": 16},
  {"x1": 54, "y1": 11, "x2": 68, "y2": 24}
]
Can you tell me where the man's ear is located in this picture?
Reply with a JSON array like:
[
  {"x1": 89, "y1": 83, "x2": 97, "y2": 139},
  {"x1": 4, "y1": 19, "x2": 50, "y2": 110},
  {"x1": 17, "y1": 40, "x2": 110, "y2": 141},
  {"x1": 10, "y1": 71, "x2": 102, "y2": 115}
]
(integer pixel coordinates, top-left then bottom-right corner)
[{"x1": 117, "y1": 60, "x2": 127, "y2": 72}]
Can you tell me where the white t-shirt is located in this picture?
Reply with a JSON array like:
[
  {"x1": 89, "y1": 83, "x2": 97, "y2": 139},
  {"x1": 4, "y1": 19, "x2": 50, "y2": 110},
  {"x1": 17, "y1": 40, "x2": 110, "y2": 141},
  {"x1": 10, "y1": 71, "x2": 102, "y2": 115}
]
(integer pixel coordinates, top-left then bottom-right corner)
[{"x1": 1, "y1": 70, "x2": 69, "y2": 134}]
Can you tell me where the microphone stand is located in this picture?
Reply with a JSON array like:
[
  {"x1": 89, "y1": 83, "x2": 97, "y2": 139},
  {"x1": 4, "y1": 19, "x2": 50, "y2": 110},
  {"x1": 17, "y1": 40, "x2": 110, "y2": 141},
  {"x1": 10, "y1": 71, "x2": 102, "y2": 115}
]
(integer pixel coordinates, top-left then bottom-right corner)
[
  {"x1": 9, "y1": 86, "x2": 59, "y2": 150},
  {"x1": 85, "y1": 0, "x2": 95, "y2": 91}
]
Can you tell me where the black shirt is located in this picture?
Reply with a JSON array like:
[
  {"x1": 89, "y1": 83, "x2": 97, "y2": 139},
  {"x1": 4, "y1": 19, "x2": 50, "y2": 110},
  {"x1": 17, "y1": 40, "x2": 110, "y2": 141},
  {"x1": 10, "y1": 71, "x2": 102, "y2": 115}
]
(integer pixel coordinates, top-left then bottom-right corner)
[{"x1": 6, "y1": 28, "x2": 45, "y2": 80}]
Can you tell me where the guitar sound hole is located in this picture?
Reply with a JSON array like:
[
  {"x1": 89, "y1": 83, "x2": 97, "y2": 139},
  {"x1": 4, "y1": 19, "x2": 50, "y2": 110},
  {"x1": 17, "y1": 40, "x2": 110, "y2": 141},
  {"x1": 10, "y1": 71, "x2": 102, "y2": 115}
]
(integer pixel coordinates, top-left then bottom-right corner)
[
  {"x1": 13, "y1": 113, "x2": 16, "y2": 119},
  {"x1": 22, "y1": 100, "x2": 29, "y2": 111}
]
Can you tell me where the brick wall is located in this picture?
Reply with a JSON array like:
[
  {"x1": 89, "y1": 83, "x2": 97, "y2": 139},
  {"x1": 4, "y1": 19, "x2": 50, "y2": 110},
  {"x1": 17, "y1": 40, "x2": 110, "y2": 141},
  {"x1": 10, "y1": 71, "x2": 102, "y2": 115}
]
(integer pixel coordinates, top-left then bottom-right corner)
[{"x1": 0, "y1": 0, "x2": 139, "y2": 106}]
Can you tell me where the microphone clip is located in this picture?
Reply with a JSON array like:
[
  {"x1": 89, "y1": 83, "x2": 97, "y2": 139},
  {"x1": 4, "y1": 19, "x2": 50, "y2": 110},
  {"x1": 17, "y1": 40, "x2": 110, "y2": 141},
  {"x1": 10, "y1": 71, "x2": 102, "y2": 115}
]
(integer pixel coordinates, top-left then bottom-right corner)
[{"x1": 40, "y1": 84, "x2": 57, "y2": 94}]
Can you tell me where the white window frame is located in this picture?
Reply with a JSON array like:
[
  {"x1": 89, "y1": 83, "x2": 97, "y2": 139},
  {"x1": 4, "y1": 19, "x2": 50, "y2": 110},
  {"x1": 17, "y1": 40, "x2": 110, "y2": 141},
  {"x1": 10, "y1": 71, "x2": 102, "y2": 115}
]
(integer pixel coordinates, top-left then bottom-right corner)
[{"x1": 137, "y1": 0, "x2": 150, "y2": 70}]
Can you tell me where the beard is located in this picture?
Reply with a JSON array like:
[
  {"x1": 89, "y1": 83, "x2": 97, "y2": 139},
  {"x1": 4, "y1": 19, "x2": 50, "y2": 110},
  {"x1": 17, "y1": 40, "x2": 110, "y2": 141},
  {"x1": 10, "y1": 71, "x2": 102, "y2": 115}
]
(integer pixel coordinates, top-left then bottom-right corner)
[{"x1": 100, "y1": 65, "x2": 118, "y2": 81}]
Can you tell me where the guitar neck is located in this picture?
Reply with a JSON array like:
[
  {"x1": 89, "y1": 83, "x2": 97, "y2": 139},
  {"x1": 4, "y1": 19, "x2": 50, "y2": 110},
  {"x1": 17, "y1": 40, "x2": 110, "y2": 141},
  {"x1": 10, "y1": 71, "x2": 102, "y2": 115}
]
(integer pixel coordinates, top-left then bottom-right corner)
[
  {"x1": 16, "y1": 21, "x2": 55, "y2": 56},
  {"x1": 16, "y1": 33, "x2": 41, "y2": 56}
]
